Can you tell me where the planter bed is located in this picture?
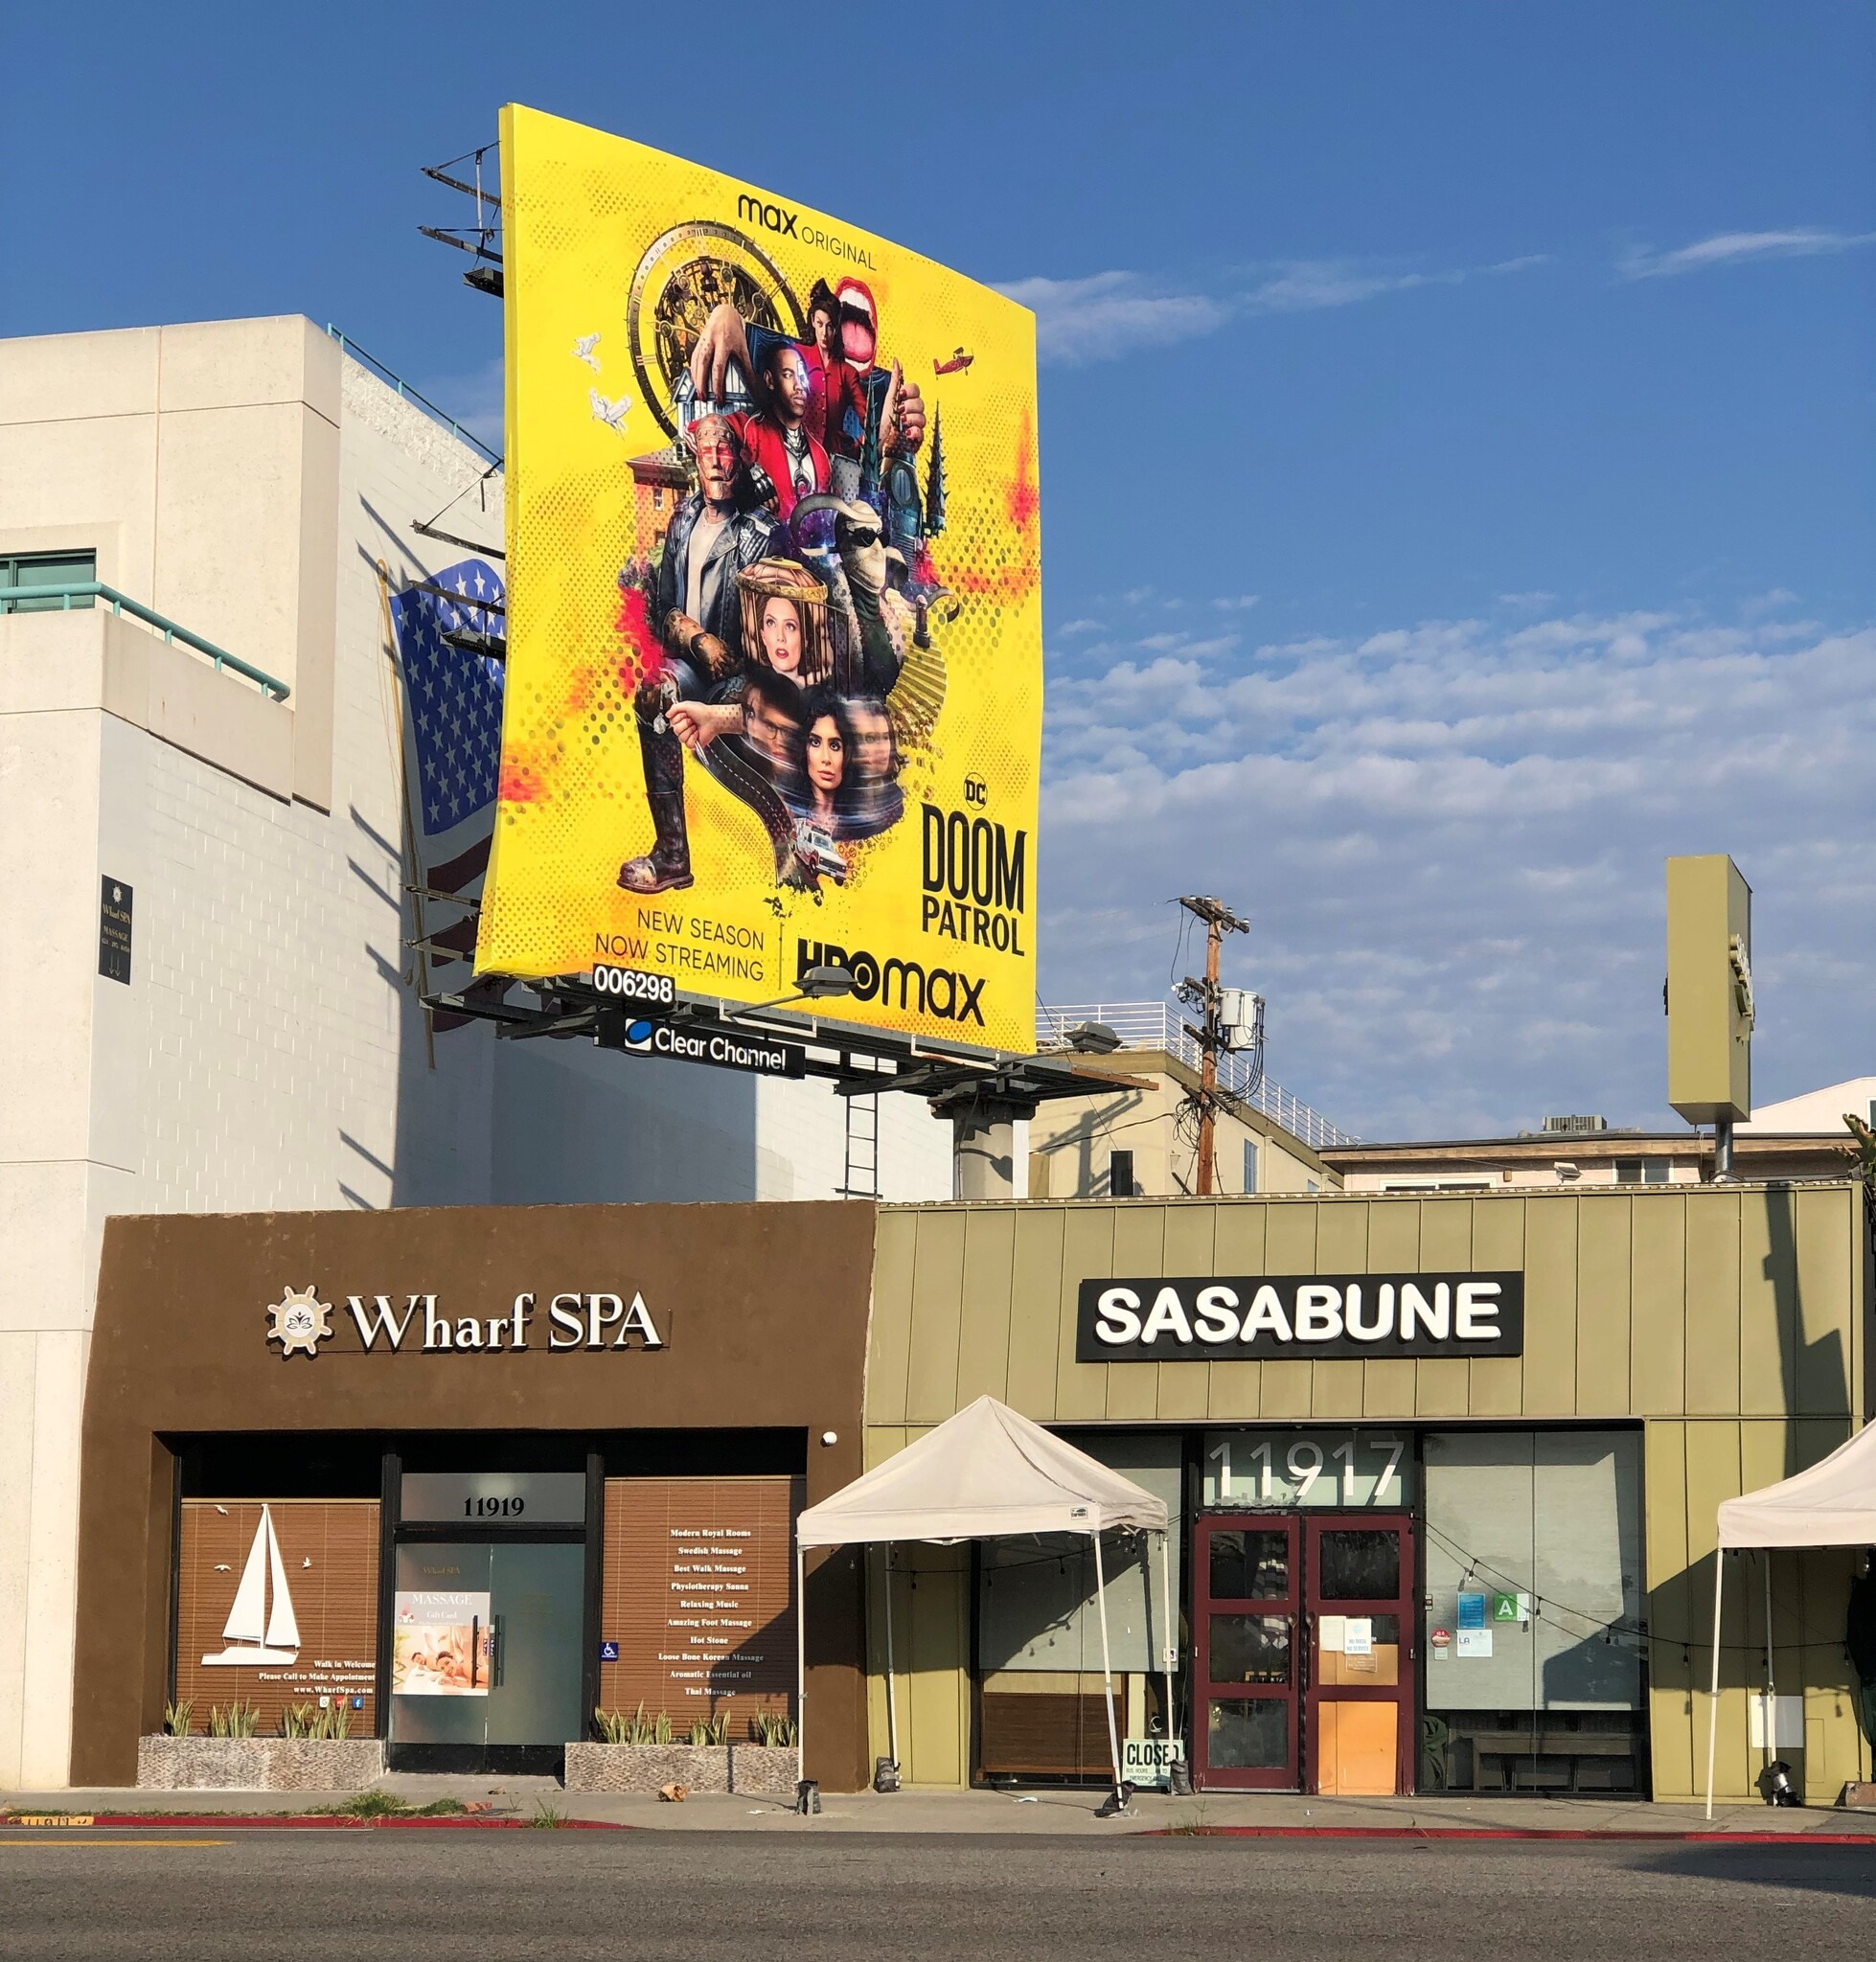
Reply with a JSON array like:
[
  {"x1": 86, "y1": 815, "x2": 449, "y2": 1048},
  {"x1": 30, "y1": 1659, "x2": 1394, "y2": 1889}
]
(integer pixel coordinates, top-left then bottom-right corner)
[
  {"x1": 136, "y1": 1736, "x2": 386, "y2": 1791},
  {"x1": 728, "y1": 1744, "x2": 801, "y2": 1796},
  {"x1": 562, "y1": 1743, "x2": 729, "y2": 1793}
]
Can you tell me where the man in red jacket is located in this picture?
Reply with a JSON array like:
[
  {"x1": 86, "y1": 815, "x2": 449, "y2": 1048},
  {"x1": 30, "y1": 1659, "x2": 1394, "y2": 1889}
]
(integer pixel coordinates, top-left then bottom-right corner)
[{"x1": 730, "y1": 340, "x2": 830, "y2": 521}]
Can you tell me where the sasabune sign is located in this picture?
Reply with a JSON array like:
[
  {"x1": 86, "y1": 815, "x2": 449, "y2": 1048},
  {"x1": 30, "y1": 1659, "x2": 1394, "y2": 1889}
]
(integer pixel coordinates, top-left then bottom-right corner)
[
  {"x1": 479, "y1": 105, "x2": 1042, "y2": 1050},
  {"x1": 1076, "y1": 1273, "x2": 1525, "y2": 1364}
]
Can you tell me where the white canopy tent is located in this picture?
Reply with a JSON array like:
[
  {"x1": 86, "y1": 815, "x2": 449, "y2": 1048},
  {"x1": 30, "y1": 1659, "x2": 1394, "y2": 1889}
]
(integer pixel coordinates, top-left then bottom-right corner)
[
  {"x1": 1704, "y1": 1422, "x2": 1876, "y2": 1817},
  {"x1": 794, "y1": 1395, "x2": 1173, "y2": 1795}
]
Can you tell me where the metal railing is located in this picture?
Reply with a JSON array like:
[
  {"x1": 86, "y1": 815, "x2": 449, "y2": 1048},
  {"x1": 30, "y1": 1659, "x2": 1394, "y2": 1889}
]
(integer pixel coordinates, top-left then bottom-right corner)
[
  {"x1": 324, "y1": 326, "x2": 504, "y2": 468},
  {"x1": 1036, "y1": 1000, "x2": 1358, "y2": 1152},
  {"x1": 0, "y1": 582, "x2": 291, "y2": 701}
]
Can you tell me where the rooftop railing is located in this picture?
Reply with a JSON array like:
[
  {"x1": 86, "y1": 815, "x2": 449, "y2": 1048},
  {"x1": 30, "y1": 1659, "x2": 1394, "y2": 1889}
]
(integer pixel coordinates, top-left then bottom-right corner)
[
  {"x1": 0, "y1": 582, "x2": 290, "y2": 701},
  {"x1": 1036, "y1": 1000, "x2": 1358, "y2": 1152}
]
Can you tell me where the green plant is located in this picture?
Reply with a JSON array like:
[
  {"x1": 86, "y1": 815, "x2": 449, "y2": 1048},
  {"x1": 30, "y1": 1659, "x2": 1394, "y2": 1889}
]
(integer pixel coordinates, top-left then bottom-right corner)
[
  {"x1": 282, "y1": 1703, "x2": 317, "y2": 1740},
  {"x1": 315, "y1": 1789, "x2": 410, "y2": 1818},
  {"x1": 207, "y1": 1701, "x2": 260, "y2": 1739},
  {"x1": 413, "y1": 1797, "x2": 468, "y2": 1816},
  {"x1": 528, "y1": 1798, "x2": 566, "y2": 1828},
  {"x1": 686, "y1": 1713, "x2": 730, "y2": 1747},
  {"x1": 652, "y1": 1709, "x2": 673, "y2": 1747},
  {"x1": 162, "y1": 1700, "x2": 194, "y2": 1739},
  {"x1": 594, "y1": 1706, "x2": 631, "y2": 1745},
  {"x1": 751, "y1": 1712, "x2": 798, "y2": 1747},
  {"x1": 315, "y1": 1700, "x2": 353, "y2": 1742}
]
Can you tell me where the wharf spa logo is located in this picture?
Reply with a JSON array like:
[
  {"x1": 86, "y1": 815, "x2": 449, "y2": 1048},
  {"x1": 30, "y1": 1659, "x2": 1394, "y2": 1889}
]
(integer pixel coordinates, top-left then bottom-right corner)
[
  {"x1": 1076, "y1": 1273, "x2": 1524, "y2": 1364},
  {"x1": 265, "y1": 1289, "x2": 665, "y2": 1357}
]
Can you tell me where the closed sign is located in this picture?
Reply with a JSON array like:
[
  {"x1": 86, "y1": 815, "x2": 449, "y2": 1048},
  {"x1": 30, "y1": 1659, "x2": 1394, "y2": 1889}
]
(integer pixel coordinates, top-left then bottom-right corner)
[
  {"x1": 1076, "y1": 1273, "x2": 1524, "y2": 1363},
  {"x1": 1121, "y1": 1737, "x2": 1184, "y2": 1790}
]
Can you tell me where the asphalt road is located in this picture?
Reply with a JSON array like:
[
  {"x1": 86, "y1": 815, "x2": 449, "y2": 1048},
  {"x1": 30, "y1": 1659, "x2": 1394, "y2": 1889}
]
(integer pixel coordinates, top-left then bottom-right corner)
[{"x1": 3, "y1": 1830, "x2": 1875, "y2": 1960}]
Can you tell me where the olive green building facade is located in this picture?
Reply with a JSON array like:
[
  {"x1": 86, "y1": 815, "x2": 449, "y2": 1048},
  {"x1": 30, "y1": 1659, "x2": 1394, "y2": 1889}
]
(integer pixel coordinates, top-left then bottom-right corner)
[{"x1": 861, "y1": 1182, "x2": 1873, "y2": 1804}]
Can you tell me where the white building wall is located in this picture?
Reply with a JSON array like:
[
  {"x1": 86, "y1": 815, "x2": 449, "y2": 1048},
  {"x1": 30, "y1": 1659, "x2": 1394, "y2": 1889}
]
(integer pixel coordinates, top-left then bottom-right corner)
[{"x1": 0, "y1": 315, "x2": 952, "y2": 1788}]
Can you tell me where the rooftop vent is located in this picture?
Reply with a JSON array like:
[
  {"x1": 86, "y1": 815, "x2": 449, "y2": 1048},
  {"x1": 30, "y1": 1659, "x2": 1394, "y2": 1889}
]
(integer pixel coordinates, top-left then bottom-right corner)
[{"x1": 1542, "y1": 1114, "x2": 1609, "y2": 1134}]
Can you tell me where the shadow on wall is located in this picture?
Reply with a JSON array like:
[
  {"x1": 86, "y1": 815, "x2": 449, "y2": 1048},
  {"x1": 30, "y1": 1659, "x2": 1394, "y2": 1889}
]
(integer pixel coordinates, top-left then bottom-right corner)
[
  {"x1": 1038, "y1": 1089, "x2": 1148, "y2": 1200},
  {"x1": 1763, "y1": 1186, "x2": 1848, "y2": 1475}
]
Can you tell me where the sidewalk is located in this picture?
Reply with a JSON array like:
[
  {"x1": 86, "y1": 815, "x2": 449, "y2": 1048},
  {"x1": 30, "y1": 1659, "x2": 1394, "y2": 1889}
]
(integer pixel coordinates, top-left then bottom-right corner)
[{"x1": 8, "y1": 1776, "x2": 1876, "y2": 1838}]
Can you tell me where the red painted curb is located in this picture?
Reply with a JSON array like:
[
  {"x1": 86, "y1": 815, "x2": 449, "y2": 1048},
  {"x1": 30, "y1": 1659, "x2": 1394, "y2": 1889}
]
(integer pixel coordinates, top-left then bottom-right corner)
[
  {"x1": 1145, "y1": 1824, "x2": 1876, "y2": 1844},
  {"x1": 3, "y1": 1814, "x2": 636, "y2": 1832}
]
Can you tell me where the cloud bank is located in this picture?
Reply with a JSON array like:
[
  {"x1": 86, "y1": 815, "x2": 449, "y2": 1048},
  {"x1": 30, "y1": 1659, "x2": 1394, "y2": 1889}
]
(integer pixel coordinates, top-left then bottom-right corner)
[
  {"x1": 1039, "y1": 601, "x2": 1876, "y2": 1140},
  {"x1": 1620, "y1": 227, "x2": 1876, "y2": 279}
]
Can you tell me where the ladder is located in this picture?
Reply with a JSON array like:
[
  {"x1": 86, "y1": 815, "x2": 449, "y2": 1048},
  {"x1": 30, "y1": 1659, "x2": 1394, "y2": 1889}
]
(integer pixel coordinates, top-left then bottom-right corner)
[{"x1": 838, "y1": 1071, "x2": 881, "y2": 1198}]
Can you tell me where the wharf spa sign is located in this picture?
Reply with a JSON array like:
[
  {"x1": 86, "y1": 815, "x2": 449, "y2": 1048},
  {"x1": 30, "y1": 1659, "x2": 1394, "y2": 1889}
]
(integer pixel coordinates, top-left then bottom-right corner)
[
  {"x1": 1076, "y1": 1273, "x2": 1524, "y2": 1363},
  {"x1": 265, "y1": 1287, "x2": 664, "y2": 1358}
]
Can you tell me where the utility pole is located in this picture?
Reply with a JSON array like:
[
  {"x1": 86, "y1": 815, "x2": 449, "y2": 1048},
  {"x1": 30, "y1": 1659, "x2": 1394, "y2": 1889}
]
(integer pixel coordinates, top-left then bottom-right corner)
[{"x1": 1177, "y1": 895, "x2": 1248, "y2": 1195}]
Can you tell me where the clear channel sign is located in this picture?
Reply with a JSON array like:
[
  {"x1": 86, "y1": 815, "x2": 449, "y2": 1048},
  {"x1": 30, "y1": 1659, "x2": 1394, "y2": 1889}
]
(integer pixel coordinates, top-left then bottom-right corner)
[{"x1": 1201, "y1": 1429, "x2": 1414, "y2": 1510}]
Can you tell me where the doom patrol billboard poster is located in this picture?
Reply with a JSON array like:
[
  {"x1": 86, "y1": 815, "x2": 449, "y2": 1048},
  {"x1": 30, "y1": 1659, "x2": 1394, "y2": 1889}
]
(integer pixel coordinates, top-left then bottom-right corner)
[{"x1": 476, "y1": 105, "x2": 1041, "y2": 1050}]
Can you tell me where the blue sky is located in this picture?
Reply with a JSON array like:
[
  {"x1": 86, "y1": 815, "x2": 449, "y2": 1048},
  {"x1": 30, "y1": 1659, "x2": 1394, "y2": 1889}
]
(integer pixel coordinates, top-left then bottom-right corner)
[{"x1": 7, "y1": 2, "x2": 1871, "y2": 1137}]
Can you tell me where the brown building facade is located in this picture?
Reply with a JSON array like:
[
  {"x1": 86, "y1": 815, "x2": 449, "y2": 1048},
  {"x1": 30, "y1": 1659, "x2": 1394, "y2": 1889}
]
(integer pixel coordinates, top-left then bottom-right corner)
[{"x1": 71, "y1": 1200, "x2": 876, "y2": 1789}]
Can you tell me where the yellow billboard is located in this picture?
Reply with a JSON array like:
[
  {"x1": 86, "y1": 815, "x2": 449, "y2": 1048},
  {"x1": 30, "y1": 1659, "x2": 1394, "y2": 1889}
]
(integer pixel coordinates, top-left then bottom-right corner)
[{"x1": 476, "y1": 105, "x2": 1041, "y2": 1050}]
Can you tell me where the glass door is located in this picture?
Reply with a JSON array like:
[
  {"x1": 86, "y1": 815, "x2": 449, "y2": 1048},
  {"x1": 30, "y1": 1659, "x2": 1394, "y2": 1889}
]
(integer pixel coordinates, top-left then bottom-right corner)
[
  {"x1": 389, "y1": 1541, "x2": 586, "y2": 1770},
  {"x1": 1303, "y1": 1516, "x2": 1415, "y2": 1796},
  {"x1": 1193, "y1": 1516, "x2": 1300, "y2": 1790}
]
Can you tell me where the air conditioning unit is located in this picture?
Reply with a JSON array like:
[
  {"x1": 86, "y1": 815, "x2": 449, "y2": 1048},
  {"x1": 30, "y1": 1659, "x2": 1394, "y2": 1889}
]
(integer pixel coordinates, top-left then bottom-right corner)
[{"x1": 1542, "y1": 1114, "x2": 1609, "y2": 1134}]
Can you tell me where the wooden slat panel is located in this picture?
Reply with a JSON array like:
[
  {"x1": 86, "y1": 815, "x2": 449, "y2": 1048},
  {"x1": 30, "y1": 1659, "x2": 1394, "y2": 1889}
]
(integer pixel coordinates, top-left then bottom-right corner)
[
  {"x1": 1311, "y1": 1204, "x2": 1368, "y2": 1421},
  {"x1": 865, "y1": 1215, "x2": 919, "y2": 1426},
  {"x1": 1260, "y1": 1203, "x2": 1319, "y2": 1418},
  {"x1": 1642, "y1": 1420, "x2": 1693, "y2": 1797},
  {"x1": 1413, "y1": 1199, "x2": 1474, "y2": 1416},
  {"x1": 1521, "y1": 1196, "x2": 1580, "y2": 1417},
  {"x1": 1683, "y1": 1422, "x2": 1750, "y2": 1797},
  {"x1": 1005, "y1": 1208, "x2": 1067, "y2": 1418},
  {"x1": 955, "y1": 1208, "x2": 1018, "y2": 1409},
  {"x1": 1684, "y1": 1188, "x2": 1741, "y2": 1416},
  {"x1": 980, "y1": 1690, "x2": 1113, "y2": 1777},
  {"x1": 905, "y1": 1212, "x2": 969, "y2": 1425},
  {"x1": 1575, "y1": 1196, "x2": 1633, "y2": 1417},
  {"x1": 1157, "y1": 1206, "x2": 1219, "y2": 1421},
  {"x1": 1737, "y1": 1194, "x2": 1791, "y2": 1418},
  {"x1": 1206, "y1": 1203, "x2": 1269, "y2": 1420},
  {"x1": 1105, "y1": 1206, "x2": 1169, "y2": 1422},
  {"x1": 1467, "y1": 1194, "x2": 1527, "y2": 1416},
  {"x1": 174, "y1": 1500, "x2": 379, "y2": 1735},
  {"x1": 599, "y1": 1475, "x2": 801, "y2": 1735},
  {"x1": 1054, "y1": 1208, "x2": 1116, "y2": 1423},
  {"x1": 1795, "y1": 1186, "x2": 1855, "y2": 1419},
  {"x1": 1629, "y1": 1194, "x2": 1687, "y2": 1418},
  {"x1": 1361, "y1": 1200, "x2": 1423, "y2": 1419}
]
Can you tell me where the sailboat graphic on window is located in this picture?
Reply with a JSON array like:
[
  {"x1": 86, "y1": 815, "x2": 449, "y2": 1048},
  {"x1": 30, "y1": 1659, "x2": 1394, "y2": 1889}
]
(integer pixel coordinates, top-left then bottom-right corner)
[{"x1": 202, "y1": 1506, "x2": 301, "y2": 1665}]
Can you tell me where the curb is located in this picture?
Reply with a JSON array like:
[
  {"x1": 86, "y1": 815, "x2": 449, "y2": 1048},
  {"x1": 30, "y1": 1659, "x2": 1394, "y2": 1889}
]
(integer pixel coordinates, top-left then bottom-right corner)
[
  {"x1": 1145, "y1": 1824, "x2": 1876, "y2": 1844},
  {"x1": 4, "y1": 1814, "x2": 636, "y2": 1832}
]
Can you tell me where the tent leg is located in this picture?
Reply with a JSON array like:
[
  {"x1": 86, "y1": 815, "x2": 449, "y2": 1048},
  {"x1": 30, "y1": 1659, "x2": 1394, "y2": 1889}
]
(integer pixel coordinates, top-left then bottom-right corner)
[
  {"x1": 1704, "y1": 1551, "x2": 1725, "y2": 1821},
  {"x1": 1763, "y1": 1550, "x2": 1775, "y2": 1775},
  {"x1": 883, "y1": 1543, "x2": 900, "y2": 1772},
  {"x1": 1158, "y1": 1529, "x2": 1177, "y2": 1779},
  {"x1": 1092, "y1": 1530, "x2": 1123, "y2": 1801},
  {"x1": 796, "y1": 1544, "x2": 808, "y2": 1782}
]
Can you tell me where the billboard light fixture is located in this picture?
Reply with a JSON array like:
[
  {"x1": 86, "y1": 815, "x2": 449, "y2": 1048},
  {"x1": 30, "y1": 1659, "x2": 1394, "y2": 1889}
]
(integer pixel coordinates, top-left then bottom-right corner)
[{"x1": 724, "y1": 965, "x2": 857, "y2": 1022}]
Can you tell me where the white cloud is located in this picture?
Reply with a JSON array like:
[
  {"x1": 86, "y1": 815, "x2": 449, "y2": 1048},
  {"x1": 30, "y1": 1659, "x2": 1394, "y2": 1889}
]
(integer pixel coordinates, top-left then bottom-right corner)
[
  {"x1": 995, "y1": 272, "x2": 1228, "y2": 365},
  {"x1": 1038, "y1": 601, "x2": 1876, "y2": 1139},
  {"x1": 1001, "y1": 252, "x2": 1549, "y2": 365},
  {"x1": 1620, "y1": 228, "x2": 1876, "y2": 279}
]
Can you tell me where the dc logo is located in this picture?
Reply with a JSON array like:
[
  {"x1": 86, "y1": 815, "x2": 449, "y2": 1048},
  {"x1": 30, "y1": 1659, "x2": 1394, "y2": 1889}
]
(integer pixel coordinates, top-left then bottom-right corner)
[{"x1": 964, "y1": 775, "x2": 988, "y2": 808}]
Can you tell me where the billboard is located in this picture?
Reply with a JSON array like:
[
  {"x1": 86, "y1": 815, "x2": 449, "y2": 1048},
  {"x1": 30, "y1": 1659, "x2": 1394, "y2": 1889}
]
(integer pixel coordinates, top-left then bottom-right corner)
[{"x1": 475, "y1": 105, "x2": 1041, "y2": 1050}]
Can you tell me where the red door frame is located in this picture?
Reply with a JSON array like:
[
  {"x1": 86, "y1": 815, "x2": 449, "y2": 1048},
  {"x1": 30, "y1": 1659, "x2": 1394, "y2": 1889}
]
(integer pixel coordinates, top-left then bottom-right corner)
[
  {"x1": 1301, "y1": 1514, "x2": 1416, "y2": 1796},
  {"x1": 1192, "y1": 1514, "x2": 1300, "y2": 1791}
]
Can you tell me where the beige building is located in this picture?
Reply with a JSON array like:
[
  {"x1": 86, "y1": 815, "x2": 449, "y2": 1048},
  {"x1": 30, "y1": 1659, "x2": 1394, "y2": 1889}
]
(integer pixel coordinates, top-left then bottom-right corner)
[
  {"x1": 1026, "y1": 1003, "x2": 1345, "y2": 1199},
  {"x1": 862, "y1": 1180, "x2": 1872, "y2": 1806}
]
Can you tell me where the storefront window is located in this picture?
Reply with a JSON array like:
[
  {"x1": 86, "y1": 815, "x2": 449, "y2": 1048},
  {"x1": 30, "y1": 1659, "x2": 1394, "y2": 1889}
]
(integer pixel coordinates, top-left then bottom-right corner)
[
  {"x1": 1421, "y1": 1429, "x2": 1646, "y2": 1794},
  {"x1": 1209, "y1": 1528, "x2": 1289, "y2": 1599},
  {"x1": 1210, "y1": 1613, "x2": 1292, "y2": 1684},
  {"x1": 1316, "y1": 1529, "x2": 1401, "y2": 1601},
  {"x1": 1208, "y1": 1698, "x2": 1288, "y2": 1769}
]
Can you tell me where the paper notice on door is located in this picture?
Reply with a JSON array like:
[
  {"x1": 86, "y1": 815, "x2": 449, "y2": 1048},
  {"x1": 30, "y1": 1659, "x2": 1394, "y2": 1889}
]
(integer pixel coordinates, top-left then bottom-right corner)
[
  {"x1": 1343, "y1": 1617, "x2": 1373, "y2": 1657},
  {"x1": 1318, "y1": 1614, "x2": 1348, "y2": 1654}
]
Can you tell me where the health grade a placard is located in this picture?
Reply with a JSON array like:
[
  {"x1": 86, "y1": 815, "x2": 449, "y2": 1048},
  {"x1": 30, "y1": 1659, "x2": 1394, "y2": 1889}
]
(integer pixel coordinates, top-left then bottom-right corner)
[{"x1": 479, "y1": 107, "x2": 1042, "y2": 1052}]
